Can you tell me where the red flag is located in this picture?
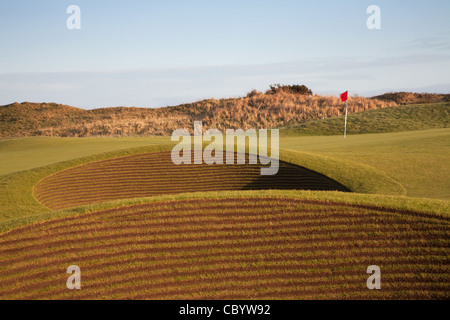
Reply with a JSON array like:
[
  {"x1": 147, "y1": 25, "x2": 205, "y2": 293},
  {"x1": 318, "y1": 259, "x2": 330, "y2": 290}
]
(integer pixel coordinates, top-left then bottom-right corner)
[{"x1": 340, "y1": 91, "x2": 348, "y2": 102}]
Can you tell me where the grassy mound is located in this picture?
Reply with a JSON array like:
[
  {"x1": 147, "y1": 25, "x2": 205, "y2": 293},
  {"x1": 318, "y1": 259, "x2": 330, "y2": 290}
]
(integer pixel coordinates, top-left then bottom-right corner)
[
  {"x1": 281, "y1": 102, "x2": 450, "y2": 136},
  {"x1": 371, "y1": 92, "x2": 450, "y2": 105},
  {"x1": 33, "y1": 151, "x2": 348, "y2": 210},
  {"x1": 0, "y1": 194, "x2": 448, "y2": 299},
  {"x1": 0, "y1": 145, "x2": 405, "y2": 228}
]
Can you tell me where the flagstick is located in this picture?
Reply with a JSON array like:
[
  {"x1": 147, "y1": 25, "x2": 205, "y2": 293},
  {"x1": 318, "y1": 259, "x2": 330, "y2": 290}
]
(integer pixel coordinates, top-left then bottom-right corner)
[{"x1": 344, "y1": 100, "x2": 348, "y2": 139}]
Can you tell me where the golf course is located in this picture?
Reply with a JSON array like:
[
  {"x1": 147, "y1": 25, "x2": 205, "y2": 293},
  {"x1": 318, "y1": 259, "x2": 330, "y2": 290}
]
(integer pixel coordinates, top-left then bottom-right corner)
[{"x1": 0, "y1": 101, "x2": 449, "y2": 299}]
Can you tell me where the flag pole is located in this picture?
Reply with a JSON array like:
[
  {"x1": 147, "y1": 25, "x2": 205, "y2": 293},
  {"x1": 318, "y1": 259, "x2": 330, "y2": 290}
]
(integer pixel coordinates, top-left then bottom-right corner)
[{"x1": 344, "y1": 100, "x2": 348, "y2": 139}]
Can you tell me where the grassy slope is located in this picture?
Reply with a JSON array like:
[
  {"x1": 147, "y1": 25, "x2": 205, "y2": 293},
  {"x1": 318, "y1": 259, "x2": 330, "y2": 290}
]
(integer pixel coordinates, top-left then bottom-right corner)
[
  {"x1": 0, "y1": 144, "x2": 405, "y2": 230},
  {"x1": 0, "y1": 190, "x2": 448, "y2": 234},
  {"x1": 279, "y1": 150, "x2": 403, "y2": 196},
  {"x1": 1, "y1": 194, "x2": 447, "y2": 300},
  {"x1": 0, "y1": 145, "x2": 174, "y2": 222},
  {"x1": 281, "y1": 128, "x2": 450, "y2": 200},
  {"x1": 0, "y1": 136, "x2": 170, "y2": 176},
  {"x1": 280, "y1": 102, "x2": 449, "y2": 136}
]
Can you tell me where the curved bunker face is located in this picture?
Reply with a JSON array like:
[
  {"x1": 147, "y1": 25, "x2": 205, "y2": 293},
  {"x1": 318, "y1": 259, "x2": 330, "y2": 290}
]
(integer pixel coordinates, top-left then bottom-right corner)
[
  {"x1": 1, "y1": 197, "x2": 449, "y2": 299},
  {"x1": 34, "y1": 151, "x2": 349, "y2": 209}
]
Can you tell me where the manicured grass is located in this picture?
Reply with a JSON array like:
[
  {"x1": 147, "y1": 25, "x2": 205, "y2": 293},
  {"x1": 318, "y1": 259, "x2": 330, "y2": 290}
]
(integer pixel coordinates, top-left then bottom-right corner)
[
  {"x1": 279, "y1": 150, "x2": 404, "y2": 196},
  {"x1": 280, "y1": 102, "x2": 449, "y2": 136},
  {"x1": 0, "y1": 145, "x2": 172, "y2": 223},
  {"x1": 0, "y1": 128, "x2": 447, "y2": 229},
  {"x1": 0, "y1": 195, "x2": 448, "y2": 299},
  {"x1": 0, "y1": 136, "x2": 170, "y2": 176},
  {"x1": 281, "y1": 128, "x2": 450, "y2": 200},
  {"x1": 0, "y1": 128, "x2": 447, "y2": 202},
  {"x1": 1, "y1": 189, "x2": 448, "y2": 234},
  {"x1": 1, "y1": 145, "x2": 402, "y2": 227},
  {"x1": 34, "y1": 151, "x2": 348, "y2": 210}
]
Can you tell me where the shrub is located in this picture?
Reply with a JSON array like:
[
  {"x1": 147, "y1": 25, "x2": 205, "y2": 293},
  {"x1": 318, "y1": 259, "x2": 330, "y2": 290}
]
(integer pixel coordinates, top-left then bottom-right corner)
[
  {"x1": 246, "y1": 89, "x2": 261, "y2": 98},
  {"x1": 267, "y1": 84, "x2": 313, "y2": 96}
]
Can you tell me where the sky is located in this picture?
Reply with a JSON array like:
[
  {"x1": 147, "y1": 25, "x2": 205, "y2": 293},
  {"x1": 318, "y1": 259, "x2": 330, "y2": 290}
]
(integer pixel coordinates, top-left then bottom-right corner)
[{"x1": 0, "y1": 0, "x2": 449, "y2": 109}]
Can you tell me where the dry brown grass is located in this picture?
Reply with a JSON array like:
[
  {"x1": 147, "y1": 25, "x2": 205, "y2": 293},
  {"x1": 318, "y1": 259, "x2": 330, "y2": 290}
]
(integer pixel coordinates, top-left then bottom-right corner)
[
  {"x1": 1, "y1": 92, "x2": 396, "y2": 137},
  {"x1": 372, "y1": 92, "x2": 450, "y2": 105}
]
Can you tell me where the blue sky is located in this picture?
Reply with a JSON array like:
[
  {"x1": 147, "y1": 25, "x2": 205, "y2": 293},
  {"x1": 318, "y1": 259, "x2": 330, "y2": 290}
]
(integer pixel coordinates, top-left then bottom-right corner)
[{"x1": 1, "y1": 0, "x2": 449, "y2": 108}]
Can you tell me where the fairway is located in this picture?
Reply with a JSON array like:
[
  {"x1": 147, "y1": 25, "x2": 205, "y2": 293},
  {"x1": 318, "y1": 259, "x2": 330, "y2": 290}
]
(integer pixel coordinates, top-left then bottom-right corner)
[
  {"x1": 0, "y1": 136, "x2": 170, "y2": 176},
  {"x1": 0, "y1": 196, "x2": 448, "y2": 300}
]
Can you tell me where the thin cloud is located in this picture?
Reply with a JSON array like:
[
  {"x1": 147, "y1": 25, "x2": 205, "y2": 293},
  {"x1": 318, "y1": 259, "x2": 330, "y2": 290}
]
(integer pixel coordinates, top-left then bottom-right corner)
[
  {"x1": 401, "y1": 33, "x2": 450, "y2": 51},
  {"x1": 0, "y1": 54, "x2": 449, "y2": 108}
]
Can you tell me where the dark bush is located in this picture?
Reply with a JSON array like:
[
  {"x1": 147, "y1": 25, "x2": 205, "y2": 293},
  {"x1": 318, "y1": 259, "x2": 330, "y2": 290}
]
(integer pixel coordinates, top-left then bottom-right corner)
[{"x1": 267, "y1": 84, "x2": 313, "y2": 96}]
